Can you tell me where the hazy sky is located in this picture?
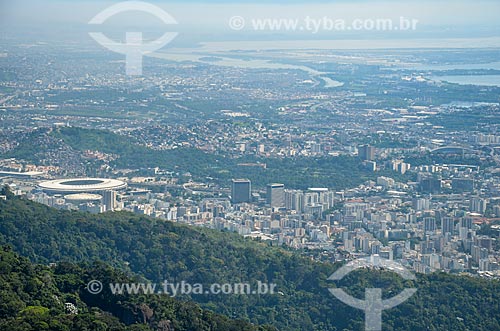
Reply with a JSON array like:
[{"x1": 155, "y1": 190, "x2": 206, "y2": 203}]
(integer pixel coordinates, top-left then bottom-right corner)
[
  {"x1": 3, "y1": 0, "x2": 500, "y2": 24},
  {"x1": 1, "y1": 0, "x2": 499, "y2": 45}
]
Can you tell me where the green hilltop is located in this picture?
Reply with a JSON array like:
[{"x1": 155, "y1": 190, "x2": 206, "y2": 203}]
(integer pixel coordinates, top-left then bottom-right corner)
[{"x1": 3, "y1": 126, "x2": 397, "y2": 189}]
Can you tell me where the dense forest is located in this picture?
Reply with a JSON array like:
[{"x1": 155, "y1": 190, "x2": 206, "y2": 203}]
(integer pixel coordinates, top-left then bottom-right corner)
[
  {"x1": 0, "y1": 246, "x2": 276, "y2": 331},
  {"x1": 1, "y1": 194, "x2": 500, "y2": 330}
]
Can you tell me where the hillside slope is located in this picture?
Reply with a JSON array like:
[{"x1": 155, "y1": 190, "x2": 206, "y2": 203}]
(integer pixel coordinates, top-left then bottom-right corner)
[{"x1": 0, "y1": 246, "x2": 275, "y2": 331}]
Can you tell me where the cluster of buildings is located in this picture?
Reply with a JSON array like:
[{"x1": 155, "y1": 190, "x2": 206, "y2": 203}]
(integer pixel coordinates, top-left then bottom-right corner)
[{"x1": 2, "y1": 151, "x2": 500, "y2": 280}]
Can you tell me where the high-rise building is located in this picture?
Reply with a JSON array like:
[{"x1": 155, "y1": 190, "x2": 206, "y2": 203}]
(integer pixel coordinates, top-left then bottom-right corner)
[
  {"x1": 452, "y1": 178, "x2": 475, "y2": 193},
  {"x1": 460, "y1": 217, "x2": 474, "y2": 230},
  {"x1": 412, "y1": 198, "x2": 430, "y2": 211},
  {"x1": 476, "y1": 236, "x2": 494, "y2": 252},
  {"x1": 231, "y1": 179, "x2": 251, "y2": 204},
  {"x1": 266, "y1": 183, "x2": 285, "y2": 208},
  {"x1": 424, "y1": 217, "x2": 437, "y2": 234},
  {"x1": 470, "y1": 198, "x2": 487, "y2": 214},
  {"x1": 307, "y1": 188, "x2": 335, "y2": 210},
  {"x1": 419, "y1": 176, "x2": 442, "y2": 193},
  {"x1": 358, "y1": 145, "x2": 375, "y2": 161},
  {"x1": 102, "y1": 190, "x2": 117, "y2": 212},
  {"x1": 493, "y1": 205, "x2": 500, "y2": 217},
  {"x1": 365, "y1": 161, "x2": 377, "y2": 172},
  {"x1": 285, "y1": 190, "x2": 303, "y2": 211},
  {"x1": 284, "y1": 188, "x2": 334, "y2": 213},
  {"x1": 377, "y1": 176, "x2": 395, "y2": 189},
  {"x1": 392, "y1": 160, "x2": 411, "y2": 174},
  {"x1": 442, "y1": 217, "x2": 456, "y2": 234}
]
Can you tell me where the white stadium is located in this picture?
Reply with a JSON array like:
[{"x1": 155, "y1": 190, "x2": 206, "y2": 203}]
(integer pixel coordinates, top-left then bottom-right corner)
[{"x1": 39, "y1": 178, "x2": 127, "y2": 194}]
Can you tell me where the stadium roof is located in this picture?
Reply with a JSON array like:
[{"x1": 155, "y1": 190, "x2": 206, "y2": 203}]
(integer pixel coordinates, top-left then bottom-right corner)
[{"x1": 39, "y1": 178, "x2": 127, "y2": 193}]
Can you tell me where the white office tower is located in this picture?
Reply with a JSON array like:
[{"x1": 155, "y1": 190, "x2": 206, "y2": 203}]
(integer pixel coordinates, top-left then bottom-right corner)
[
  {"x1": 267, "y1": 183, "x2": 285, "y2": 208},
  {"x1": 103, "y1": 190, "x2": 117, "y2": 212}
]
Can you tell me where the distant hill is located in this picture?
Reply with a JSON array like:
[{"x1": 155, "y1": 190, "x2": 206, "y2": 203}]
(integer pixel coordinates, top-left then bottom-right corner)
[
  {"x1": 2, "y1": 126, "x2": 379, "y2": 189},
  {"x1": 1, "y1": 195, "x2": 500, "y2": 330}
]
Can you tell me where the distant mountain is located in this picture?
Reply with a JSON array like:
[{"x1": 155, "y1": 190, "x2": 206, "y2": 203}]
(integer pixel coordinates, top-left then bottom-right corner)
[{"x1": 1, "y1": 195, "x2": 500, "y2": 330}]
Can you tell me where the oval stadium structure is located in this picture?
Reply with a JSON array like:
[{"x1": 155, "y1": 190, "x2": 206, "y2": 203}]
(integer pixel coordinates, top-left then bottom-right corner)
[{"x1": 39, "y1": 178, "x2": 127, "y2": 194}]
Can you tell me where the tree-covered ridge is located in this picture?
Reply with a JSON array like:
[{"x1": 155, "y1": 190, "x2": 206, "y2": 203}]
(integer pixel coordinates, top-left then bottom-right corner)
[
  {"x1": 0, "y1": 246, "x2": 276, "y2": 331},
  {"x1": 1, "y1": 197, "x2": 500, "y2": 330},
  {"x1": 3, "y1": 126, "x2": 387, "y2": 189}
]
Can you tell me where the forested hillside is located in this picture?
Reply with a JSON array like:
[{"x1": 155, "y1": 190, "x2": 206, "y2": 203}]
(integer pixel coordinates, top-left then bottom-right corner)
[{"x1": 0, "y1": 246, "x2": 275, "y2": 331}]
